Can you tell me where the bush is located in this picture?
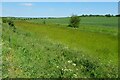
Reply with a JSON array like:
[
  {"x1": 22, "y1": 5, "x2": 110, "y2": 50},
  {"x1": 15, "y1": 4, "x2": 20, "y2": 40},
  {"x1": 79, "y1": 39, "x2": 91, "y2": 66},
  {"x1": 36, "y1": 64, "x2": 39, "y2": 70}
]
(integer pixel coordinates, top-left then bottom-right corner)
[
  {"x1": 8, "y1": 20, "x2": 16, "y2": 32},
  {"x1": 2, "y1": 19, "x2": 7, "y2": 23},
  {"x1": 8, "y1": 20, "x2": 14, "y2": 26},
  {"x1": 68, "y1": 15, "x2": 80, "y2": 28}
]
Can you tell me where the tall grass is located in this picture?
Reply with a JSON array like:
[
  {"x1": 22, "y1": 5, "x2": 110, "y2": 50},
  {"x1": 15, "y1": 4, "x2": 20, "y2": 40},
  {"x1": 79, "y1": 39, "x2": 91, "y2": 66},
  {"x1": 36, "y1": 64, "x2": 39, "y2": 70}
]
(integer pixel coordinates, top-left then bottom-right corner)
[
  {"x1": 26, "y1": 17, "x2": 118, "y2": 35},
  {"x1": 15, "y1": 21, "x2": 118, "y2": 65},
  {"x1": 2, "y1": 23, "x2": 118, "y2": 78}
]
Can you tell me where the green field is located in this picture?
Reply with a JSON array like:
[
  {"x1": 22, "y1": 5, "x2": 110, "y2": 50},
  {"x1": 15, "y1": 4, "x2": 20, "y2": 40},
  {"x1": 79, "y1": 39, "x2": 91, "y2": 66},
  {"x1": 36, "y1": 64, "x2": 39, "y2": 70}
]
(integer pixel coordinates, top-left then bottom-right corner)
[
  {"x1": 27, "y1": 17, "x2": 118, "y2": 35},
  {"x1": 2, "y1": 17, "x2": 118, "y2": 78}
]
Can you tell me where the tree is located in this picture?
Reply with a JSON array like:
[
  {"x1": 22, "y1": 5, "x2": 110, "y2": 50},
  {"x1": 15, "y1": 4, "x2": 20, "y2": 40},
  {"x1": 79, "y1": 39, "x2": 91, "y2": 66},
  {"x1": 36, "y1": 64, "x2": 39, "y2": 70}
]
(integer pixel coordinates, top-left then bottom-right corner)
[
  {"x1": 68, "y1": 15, "x2": 80, "y2": 28},
  {"x1": 105, "y1": 14, "x2": 111, "y2": 17},
  {"x1": 116, "y1": 15, "x2": 120, "y2": 17}
]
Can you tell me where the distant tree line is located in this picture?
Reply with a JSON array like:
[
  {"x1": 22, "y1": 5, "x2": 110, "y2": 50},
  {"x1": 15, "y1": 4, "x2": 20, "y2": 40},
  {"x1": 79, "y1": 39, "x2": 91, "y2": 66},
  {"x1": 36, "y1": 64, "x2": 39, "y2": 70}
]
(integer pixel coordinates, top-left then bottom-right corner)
[
  {"x1": 80, "y1": 14, "x2": 120, "y2": 17},
  {"x1": 2, "y1": 17, "x2": 56, "y2": 20},
  {"x1": 2, "y1": 14, "x2": 119, "y2": 21}
]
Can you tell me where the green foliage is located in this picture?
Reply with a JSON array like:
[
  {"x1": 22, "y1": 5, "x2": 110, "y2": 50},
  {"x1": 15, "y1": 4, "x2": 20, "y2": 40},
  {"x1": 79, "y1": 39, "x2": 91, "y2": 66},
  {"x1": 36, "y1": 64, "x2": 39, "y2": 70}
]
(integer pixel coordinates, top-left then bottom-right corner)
[
  {"x1": 2, "y1": 19, "x2": 7, "y2": 23},
  {"x1": 68, "y1": 15, "x2": 80, "y2": 28},
  {"x1": 2, "y1": 16, "x2": 118, "y2": 78},
  {"x1": 2, "y1": 17, "x2": 16, "y2": 32},
  {"x1": 2, "y1": 23, "x2": 118, "y2": 78},
  {"x1": 8, "y1": 20, "x2": 14, "y2": 26},
  {"x1": 8, "y1": 20, "x2": 16, "y2": 32},
  {"x1": 105, "y1": 14, "x2": 112, "y2": 17}
]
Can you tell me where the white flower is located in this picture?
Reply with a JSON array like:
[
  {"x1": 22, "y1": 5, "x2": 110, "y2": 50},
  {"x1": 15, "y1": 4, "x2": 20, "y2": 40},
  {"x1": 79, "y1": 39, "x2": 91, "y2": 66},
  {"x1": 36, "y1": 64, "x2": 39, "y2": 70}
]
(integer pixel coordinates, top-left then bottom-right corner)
[
  {"x1": 64, "y1": 69, "x2": 68, "y2": 71},
  {"x1": 72, "y1": 63, "x2": 76, "y2": 66},
  {"x1": 68, "y1": 60, "x2": 72, "y2": 63},
  {"x1": 73, "y1": 74, "x2": 77, "y2": 77}
]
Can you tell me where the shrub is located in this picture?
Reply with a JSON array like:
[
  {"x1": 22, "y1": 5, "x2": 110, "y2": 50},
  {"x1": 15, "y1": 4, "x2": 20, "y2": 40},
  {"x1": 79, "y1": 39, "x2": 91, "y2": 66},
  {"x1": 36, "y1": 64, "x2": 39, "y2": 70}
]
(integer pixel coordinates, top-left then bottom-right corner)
[
  {"x1": 8, "y1": 20, "x2": 14, "y2": 27},
  {"x1": 8, "y1": 20, "x2": 16, "y2": 32},
  {"x1": 2, "y1": 19, "x2": 7, "y2": 23},
  {"x1": 68, "y1": 15, "x2": 80, "y2": 28}
]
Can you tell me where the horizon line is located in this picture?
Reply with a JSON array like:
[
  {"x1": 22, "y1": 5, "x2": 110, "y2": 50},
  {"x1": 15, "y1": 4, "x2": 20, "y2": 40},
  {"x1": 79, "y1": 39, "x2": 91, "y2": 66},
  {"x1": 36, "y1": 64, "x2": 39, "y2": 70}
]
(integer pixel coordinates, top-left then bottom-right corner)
[{"x1": 1, "y1": 14, "x2": 118, "y2": 18}]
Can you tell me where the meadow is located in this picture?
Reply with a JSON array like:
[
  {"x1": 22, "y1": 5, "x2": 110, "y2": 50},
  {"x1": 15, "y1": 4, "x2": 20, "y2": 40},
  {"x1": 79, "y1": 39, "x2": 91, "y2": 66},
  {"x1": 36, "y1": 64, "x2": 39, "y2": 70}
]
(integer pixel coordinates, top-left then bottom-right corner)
[{"x1": 2, "y1": 16, "x2": 118, "y2": 78}]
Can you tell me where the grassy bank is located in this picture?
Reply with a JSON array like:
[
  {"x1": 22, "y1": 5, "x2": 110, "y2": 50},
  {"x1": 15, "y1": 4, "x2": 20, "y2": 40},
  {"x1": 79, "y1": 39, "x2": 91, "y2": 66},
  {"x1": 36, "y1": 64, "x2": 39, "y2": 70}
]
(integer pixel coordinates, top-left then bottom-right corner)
[
  {"x1": 2, "y1": 23, "x2": 118, "y2": 78},
  {"x1": 2, "y1": 16, "x2": 118, "y2": 78},
  {"x1": 15, "y1": 21, "x2": 118, "y2": 65}
]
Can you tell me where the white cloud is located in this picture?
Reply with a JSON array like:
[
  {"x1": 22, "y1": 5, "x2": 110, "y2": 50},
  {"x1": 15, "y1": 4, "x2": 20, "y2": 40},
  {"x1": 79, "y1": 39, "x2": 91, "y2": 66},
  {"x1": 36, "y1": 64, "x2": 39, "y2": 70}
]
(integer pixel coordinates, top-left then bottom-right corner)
[{"x1": 21, "y1": 3, "x2": 33, "y2": 7}]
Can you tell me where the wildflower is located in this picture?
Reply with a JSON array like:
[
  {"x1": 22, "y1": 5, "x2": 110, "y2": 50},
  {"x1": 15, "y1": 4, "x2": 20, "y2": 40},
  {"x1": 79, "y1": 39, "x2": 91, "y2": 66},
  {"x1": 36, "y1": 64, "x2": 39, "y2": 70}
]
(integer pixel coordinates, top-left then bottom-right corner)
[
  {"x1": 73, "y1": 74, "x2": 77, "y2": 77},
  {"x1": 72, "y1": 63, "x2": 76, "y2": 66},
  {"x1": 64, "y1": 69, "x2": 68, "y2": 71},
  {"x1": 56, "y1": 66, "x2": 59, "y2": 68},
  {"x1": 68, "y1": 60, "x2": 72, "y2": 63}
]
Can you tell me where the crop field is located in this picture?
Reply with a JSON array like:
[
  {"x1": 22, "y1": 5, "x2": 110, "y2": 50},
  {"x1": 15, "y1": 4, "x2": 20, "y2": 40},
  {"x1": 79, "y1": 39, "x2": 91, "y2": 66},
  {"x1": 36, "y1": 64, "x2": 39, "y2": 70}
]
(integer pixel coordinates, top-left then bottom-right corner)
[{"x1": 2, "y1": 17, "x2": 118, "y2": 78}]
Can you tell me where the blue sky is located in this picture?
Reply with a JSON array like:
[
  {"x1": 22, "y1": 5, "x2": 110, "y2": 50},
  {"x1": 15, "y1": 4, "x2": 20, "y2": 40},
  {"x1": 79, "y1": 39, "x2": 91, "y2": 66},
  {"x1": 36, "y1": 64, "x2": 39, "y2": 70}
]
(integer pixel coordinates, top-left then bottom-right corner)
[
  {"x1": 2, "y1": 2, "x2": 118, "y2": 17},
  {"x1": 2, "y1": 0, "x2": 119, "y2": 2}
]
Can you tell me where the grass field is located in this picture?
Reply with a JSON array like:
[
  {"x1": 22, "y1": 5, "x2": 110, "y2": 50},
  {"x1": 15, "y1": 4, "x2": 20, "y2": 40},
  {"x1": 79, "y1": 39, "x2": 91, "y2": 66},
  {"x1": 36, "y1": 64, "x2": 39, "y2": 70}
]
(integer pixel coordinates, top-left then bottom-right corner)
[
  {"x1": 2, "y1": 17, "x2": 118, "y2": 78},
  {"x1": 27, "y1": 17, "x2": 118, "y2": 26},
  {"x1": 27, "y1": 17, "x2": 118, "y2": 35}
]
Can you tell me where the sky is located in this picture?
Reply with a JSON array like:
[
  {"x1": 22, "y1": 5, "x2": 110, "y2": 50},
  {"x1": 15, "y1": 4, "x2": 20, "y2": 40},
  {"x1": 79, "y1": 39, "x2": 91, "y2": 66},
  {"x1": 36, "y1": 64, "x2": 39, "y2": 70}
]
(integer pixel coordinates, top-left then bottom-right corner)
[
  {"x1": 1, "y1": 0, "x2": 119, "y2": 2},
  {"x1": 1, "y1": 2, "x2": 118, "y2": 17}
]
